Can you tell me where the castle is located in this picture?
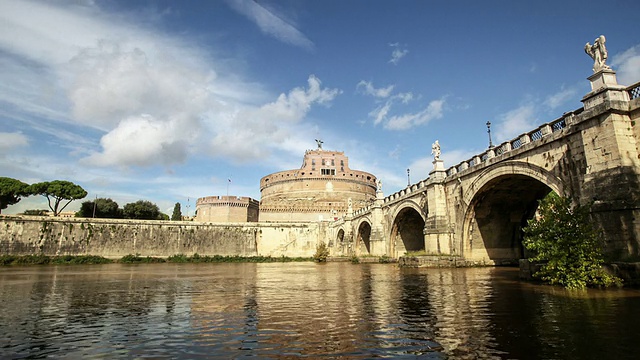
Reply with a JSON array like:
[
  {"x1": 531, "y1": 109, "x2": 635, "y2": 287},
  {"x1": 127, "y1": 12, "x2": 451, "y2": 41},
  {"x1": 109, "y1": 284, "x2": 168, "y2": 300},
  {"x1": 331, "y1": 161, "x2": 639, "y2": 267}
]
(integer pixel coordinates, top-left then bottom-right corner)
[{"x1": 195, "y1": 142, "x2": 377, "y2": 222}]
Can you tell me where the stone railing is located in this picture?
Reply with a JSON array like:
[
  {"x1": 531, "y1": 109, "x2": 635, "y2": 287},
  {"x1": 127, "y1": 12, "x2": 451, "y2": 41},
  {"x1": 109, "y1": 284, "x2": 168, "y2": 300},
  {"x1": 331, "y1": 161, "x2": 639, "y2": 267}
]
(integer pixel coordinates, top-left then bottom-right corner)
[
  {"x1": 445, "y1": 110, "x2": 578, "y2": 177},
  {"x1": 628, "y1": 81, "x2": 640, "y2": 100}
]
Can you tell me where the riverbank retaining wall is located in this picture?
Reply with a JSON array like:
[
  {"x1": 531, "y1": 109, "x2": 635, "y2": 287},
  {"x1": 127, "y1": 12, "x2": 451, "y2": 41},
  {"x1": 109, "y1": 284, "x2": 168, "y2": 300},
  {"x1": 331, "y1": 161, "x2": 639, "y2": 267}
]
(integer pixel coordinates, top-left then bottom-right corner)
[{"x1": 0, "y1": 216, "x2": 322, "y2": 258}]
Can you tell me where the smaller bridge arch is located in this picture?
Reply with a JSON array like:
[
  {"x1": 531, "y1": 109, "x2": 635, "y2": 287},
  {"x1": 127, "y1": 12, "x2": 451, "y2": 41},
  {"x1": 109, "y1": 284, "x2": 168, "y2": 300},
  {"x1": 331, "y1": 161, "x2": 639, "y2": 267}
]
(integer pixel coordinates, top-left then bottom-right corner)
[
  {"x1": 388, "y1": 200, "x2": 427, "y2": 257},
  {"x1": 355, "y1": 218, "x2": 373, "y2": 255}
]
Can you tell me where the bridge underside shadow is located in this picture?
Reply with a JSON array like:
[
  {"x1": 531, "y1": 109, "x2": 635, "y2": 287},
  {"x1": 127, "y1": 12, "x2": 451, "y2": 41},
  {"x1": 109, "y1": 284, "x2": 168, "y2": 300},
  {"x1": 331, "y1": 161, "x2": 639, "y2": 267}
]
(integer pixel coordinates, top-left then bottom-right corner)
[
  {"x1": 468, "y1": 174, "x2": 552, "y2": 264},
  {"x1": 357, "y1": 222, "x2": 371, "y2": 254},
  {"x1": 391, "y1": 207, "x2": 426, "y2": 256}
]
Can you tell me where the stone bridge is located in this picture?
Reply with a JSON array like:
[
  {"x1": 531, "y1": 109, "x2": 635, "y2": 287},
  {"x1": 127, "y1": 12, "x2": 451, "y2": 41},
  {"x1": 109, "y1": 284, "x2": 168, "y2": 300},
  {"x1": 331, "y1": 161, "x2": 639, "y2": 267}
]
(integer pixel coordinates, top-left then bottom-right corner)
[{"x1": 329, "y1": 69, "x2": 640, "y2": 264}]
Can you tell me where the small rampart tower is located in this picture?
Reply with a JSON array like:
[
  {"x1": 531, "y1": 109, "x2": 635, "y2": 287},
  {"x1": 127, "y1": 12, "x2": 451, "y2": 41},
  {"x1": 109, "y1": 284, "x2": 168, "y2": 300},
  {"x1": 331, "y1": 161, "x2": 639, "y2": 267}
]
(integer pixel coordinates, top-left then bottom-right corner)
[
  {"x1": 259, "y1": 143, "x2": 377, "y2": 221},
  {"x1": 195, "y1": 196, "x2": 260, "y2": 222}
]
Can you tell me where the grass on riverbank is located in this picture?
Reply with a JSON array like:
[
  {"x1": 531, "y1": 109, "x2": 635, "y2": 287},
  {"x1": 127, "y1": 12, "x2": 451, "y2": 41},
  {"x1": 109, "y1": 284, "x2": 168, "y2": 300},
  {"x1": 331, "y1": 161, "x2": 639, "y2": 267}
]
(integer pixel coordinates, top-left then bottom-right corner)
[
  {"x1": 1, "y1": 253, "x2": 312, "y2": 265},
  {"x1": 0, "y1": 254, "x2": 113, "y2": 265}
]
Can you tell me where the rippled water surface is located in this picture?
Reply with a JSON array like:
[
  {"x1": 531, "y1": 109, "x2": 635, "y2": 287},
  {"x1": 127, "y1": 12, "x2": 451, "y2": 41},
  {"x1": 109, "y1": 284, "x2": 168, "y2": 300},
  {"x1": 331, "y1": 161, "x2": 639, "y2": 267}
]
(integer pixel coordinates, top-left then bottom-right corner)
[{"x1": 1, "y1": 263, "x2": 639, "y2": 359}]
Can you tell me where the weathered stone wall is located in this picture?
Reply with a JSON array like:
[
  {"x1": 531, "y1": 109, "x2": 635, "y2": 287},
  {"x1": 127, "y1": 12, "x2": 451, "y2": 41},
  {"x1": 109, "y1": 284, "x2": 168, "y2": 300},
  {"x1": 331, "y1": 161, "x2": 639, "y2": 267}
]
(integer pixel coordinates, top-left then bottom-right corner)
[{"x1": 0, "y1": 216, "x2": 321, "y2": 258}]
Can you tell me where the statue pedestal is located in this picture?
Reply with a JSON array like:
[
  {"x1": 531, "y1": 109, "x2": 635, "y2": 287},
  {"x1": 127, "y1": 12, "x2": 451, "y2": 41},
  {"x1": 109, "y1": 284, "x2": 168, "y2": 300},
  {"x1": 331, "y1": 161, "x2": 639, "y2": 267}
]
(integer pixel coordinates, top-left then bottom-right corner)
[
  {"x1": 429, "y1": 160, "x2": 446, "y2": 181},
  {"x1": 582, "y1": 69, "x2": 630, "y2": 110}
]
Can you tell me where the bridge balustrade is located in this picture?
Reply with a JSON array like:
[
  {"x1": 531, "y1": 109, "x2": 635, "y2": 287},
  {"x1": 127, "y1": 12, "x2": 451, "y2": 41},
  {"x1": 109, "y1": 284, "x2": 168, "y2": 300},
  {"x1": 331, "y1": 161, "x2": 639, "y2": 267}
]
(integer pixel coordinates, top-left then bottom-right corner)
[
  {"x1": 444, "y1": 111, "x2": 574, "y2": 179},
  {"x1": 628, "y1": 81, "x2": 640, "y2": 100}
]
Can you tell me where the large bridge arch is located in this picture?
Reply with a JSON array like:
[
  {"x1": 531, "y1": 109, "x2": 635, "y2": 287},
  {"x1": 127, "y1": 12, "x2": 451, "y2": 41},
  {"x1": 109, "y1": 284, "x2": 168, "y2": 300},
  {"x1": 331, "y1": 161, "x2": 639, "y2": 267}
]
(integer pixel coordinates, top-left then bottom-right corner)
[
  {"x1": 461, "y1": 161, "x2": 564, "y2": 264},
  {"x1": 389, "y1": 200, "x2": 427, "y2": 257}
]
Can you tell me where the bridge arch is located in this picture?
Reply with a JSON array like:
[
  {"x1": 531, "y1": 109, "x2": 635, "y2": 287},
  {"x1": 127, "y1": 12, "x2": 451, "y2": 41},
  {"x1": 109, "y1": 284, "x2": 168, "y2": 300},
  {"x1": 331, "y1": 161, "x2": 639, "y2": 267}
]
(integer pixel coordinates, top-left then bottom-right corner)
[
  {"x1": 355, "y1": 218, "x2": 373, "y2": 255},
  {"x1": 461, "y1": 161, "x2": 563, "y2": 264},
  {"x1": 336, "y1": 228, "x2": 345, "y2": 245},
  {"x1": 389, "y1": 200, "x2": 427, "y2": 257}
]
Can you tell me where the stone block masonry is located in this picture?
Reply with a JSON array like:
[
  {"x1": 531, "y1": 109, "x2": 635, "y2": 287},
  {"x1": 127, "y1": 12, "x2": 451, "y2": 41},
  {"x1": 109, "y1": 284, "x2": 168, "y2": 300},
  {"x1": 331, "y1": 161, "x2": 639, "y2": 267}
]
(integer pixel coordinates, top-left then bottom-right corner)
[{"x1": 0, "y1": 216, "x2": 322, "y2": 258}]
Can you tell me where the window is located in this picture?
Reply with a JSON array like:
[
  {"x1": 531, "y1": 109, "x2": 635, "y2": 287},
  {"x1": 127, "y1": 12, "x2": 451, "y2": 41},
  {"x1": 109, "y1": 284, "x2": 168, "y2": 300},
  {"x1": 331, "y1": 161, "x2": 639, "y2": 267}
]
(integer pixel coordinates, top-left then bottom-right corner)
[
  {"x1": 321, "y1": 169, "x2": 335, "y2": 175},
  {"x1": 331, "y1": 159, "x2": 335, "y2": 166},
  {"x1": 322, "y1": 159, "x2": 325, "y2": 166},
  {"x1": 340, "y1": 160, "x2": 344, "y2": 166}
]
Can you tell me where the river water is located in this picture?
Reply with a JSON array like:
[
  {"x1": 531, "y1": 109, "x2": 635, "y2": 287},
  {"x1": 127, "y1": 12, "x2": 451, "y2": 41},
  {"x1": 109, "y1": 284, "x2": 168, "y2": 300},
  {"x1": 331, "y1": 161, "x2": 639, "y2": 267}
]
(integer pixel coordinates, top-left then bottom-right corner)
[{"x1": 1, "y1": 263, "x2": 639, "y2": 359}]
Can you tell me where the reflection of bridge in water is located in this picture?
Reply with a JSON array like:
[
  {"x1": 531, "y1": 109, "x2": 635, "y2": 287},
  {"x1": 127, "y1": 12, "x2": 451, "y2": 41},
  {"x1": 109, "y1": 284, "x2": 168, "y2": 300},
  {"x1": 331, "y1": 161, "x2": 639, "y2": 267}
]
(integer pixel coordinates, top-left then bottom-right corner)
[{"x1": 330, "y1": 68, "x2": 640, "y2": 264}]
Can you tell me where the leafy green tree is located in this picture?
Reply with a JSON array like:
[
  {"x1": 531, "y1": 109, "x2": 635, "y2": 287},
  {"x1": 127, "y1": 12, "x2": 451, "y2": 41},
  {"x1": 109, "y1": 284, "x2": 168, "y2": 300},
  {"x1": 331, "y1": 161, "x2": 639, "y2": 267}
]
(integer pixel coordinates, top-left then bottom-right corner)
[
  {"x1": 77, "y1": 198, "x2": 123, "y2": 218},
  {"x1": 523, "y1": 192, "x2": 621, "y2": 289},
  {"x1": 0, "y1": 177, "x2": 30, "y2": 214},
  {"x1": 171, "y1": 202, "x2": 182, "y2": 221},
  {"x1": 123, "y1": 200, "x2": 162, "y2": 220},
  {"x1": 28, "y1": 180, "x2": 87, "y2": 216}
]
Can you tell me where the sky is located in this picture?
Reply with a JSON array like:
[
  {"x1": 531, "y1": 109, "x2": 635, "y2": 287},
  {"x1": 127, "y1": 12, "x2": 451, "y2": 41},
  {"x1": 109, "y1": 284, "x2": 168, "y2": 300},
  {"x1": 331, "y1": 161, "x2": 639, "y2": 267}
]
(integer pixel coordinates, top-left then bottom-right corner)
[{"x1": 1, "y1": 0, "x2": 640, "y2": 216}]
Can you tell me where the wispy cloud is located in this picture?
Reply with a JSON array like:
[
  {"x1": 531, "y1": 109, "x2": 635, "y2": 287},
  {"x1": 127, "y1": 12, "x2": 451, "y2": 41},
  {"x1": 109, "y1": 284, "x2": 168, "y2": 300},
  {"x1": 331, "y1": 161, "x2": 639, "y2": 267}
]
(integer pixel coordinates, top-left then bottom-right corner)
[
  {"x1": 357, "y1": 80, "x2": 394, "y2": 98},
  {"x1": 208, "y1": 75, "x2": 341, "y2": 162},
  {"x1": 0, "y1": 132, "x2": 29, "y2": 153},
  {"x1": 384, "y1": 98, "x2": 445, "y2": 130},
  {"x1": 356, "y1": 79, "x2": 441, "y2": 130},
  {"x1": 612, "y1": 44, "x2": 640, "y2": 85},
  {"x1": 544, "y1": 86, "x2": 578, "y2": 110},
  {"x1": 225, "y1": 0, "x2": 314, "y2": 51},
  {"x1": 0, "y1": 1, "x2": 335, "y2": 171},
  {"x1": 494, "y1": 104, "x2": 537, "y2": 143},
  {"x1": 389, "y1": 43, "x2": 408, "y2": 65}
]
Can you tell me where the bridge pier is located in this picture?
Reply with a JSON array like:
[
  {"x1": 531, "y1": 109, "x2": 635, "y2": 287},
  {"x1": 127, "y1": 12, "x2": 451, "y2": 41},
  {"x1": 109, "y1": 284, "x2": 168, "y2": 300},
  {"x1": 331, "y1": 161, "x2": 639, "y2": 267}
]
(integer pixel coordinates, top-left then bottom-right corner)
[{"x1": 424, "y1": 161, "x2": 455, "y2": 255}]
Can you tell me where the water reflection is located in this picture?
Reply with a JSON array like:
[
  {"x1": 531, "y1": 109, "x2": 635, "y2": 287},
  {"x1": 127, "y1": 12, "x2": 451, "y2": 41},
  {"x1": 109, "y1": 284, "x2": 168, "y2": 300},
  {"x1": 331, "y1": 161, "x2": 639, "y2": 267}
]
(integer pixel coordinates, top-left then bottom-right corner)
[{"x1": 1, "y1": 264, "x2": 639, "y2": 359}]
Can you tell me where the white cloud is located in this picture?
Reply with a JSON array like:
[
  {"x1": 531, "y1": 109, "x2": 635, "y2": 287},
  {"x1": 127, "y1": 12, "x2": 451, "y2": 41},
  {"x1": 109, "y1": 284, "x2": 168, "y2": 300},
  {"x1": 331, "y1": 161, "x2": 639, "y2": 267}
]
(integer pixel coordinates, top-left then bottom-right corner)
[
  {"x1": 544, "y1": 86, "x2": 577, "y2": 110},
  {"x1": 384, "y1": 98, "x2": 445, "y2": 130},
  {"x1": 494, "y1": 105, "x2": 537, "y2": 143},
  {"x1": 225, "y1": 0, "x2": 314, "y2": 51},
  {"x1": 208, "y1": 75, "x2": 341, "y2": 162},
  {"x1": 369, "y1": 102, "x2": 392, "y2": 126},
  {"x1": 82, "y1": 114, "x2": 191, "y2": 167},
  {"x1": 389, "y1": 43, "x2": 408, "y2": 65},
  {"x1": 612, "y1": 45, "x2": 640, "y2": 85},
  {"x1": 0, "y1": 1, "x2": 338, "y2": 169},
  {"x1": 0, "y1": 132, "x2": 29, "y2": 152},
  {"x1": 357, "y1": 80, "x2": 395, "y2": 98}
]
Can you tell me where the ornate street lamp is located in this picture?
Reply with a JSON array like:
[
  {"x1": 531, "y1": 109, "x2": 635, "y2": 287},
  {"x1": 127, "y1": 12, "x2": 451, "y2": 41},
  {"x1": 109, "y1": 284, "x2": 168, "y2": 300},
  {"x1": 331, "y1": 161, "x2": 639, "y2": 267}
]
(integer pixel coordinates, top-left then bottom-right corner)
[
  {"x1": 407, "y1": 168, "x2": 410, "y2": 186},
  {"x1": 486, "y1": 121, "x2": 494, "y2": 148}
]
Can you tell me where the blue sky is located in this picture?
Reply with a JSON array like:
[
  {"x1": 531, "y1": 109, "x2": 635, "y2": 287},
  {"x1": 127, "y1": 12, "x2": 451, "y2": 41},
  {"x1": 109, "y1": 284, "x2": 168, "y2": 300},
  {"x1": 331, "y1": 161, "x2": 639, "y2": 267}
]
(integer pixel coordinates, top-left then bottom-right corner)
[{"x1": 1, "y1": 0, "x2": 640, "y2": 216}]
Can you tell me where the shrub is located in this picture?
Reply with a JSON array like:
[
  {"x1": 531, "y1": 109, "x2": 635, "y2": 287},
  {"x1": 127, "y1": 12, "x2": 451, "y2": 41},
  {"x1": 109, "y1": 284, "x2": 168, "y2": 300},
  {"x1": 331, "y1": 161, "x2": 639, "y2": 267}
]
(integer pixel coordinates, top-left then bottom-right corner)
[
  {"x1": 523, "y1": 193, "x2": 622, "y2": 289},
  {"x1": 313, "y1": 242, "x2": 330, "y2": 262}
]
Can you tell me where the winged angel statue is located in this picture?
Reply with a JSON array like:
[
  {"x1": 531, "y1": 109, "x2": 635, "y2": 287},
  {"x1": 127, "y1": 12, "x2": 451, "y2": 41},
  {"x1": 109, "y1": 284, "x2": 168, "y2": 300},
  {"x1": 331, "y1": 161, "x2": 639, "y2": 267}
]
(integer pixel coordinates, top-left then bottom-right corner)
[{"x1": 585, "y1": 35, "x2": 611, "y2": 73}]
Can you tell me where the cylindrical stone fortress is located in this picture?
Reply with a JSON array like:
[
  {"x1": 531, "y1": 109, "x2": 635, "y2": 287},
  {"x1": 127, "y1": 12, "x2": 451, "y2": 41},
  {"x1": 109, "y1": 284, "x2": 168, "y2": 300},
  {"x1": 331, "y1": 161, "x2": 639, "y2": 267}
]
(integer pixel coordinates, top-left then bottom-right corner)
[{"x1": 259, "y1": 148, "x2": 377, "y2": 221}]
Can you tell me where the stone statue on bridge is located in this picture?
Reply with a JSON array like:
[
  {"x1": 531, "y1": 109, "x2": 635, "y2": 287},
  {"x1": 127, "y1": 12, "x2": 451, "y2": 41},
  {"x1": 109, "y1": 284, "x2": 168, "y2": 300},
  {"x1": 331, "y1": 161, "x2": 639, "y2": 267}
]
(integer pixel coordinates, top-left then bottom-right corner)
[
  {"x1": 431, "y1": 140, "x2": 441, "y2": 161},
  {"x1": 585, "y1": 35, "x2": 611, "y2": 73}
]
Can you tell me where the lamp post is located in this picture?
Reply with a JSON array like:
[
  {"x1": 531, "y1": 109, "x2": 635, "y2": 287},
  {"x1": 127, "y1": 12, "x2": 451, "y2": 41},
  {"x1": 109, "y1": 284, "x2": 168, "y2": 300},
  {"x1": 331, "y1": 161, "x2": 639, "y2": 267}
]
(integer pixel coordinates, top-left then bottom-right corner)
[
  {"x1": 486, "y1": 121, "x2": 494, "y2": 148},
  {"x1": 407, "y1": 168, "x2": 410, "y2": 187}
]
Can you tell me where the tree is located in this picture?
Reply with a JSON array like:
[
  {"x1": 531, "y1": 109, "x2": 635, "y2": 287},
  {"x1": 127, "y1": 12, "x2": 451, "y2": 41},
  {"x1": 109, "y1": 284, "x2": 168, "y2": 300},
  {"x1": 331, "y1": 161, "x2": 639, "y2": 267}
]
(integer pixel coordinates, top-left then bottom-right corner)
[
  {"x1": 21, "y1": 209, "x2": 48, "y2": 216},
  {"x1": 77, "y1": 198, "x2": 122, "y2": 218},
  {"x1": 171, "y1": 202, "x2": 182, "y2": 221},
  {"x1": 28, "y1": 181, "x2": 87, "y2": 216},
  {"x1": 0, "y1": 177, "x2": 30, "y2": 214},
  {"x1": 123, "y1": 200, "x2": 162, "y2": 220},
  {"x1": 523, "y1": 192, "x2": 621, "y2": 289}
]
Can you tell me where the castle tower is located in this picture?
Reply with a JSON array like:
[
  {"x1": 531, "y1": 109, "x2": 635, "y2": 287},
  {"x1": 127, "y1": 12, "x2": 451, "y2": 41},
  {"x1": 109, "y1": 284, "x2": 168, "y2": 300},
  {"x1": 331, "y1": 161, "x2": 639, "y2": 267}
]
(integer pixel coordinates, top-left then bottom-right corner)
[{"x1": 259, "y1": 143, "x2": 377, "y2": 222}]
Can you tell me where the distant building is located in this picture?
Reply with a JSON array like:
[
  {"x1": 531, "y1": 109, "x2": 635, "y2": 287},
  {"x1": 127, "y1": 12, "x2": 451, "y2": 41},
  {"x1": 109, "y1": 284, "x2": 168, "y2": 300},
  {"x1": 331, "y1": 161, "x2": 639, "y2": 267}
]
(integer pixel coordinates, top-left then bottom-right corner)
[
  {"x1": 195, "y1": 144, "x2": 377, "y2": 223},
  {"x1": 195, "y1": 196, "x2": 259, "y2": 223},
  {"x1": 259, "y1": 147, "x2": 377, "y2": 221}
]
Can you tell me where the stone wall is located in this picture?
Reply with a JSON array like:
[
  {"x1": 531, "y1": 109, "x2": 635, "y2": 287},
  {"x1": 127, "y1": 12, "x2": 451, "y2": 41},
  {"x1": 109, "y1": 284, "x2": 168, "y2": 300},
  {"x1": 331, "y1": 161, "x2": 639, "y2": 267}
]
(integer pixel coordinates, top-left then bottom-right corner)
[{"x1": 0, "y1": 215, "x2": 322, "y2": 258}]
